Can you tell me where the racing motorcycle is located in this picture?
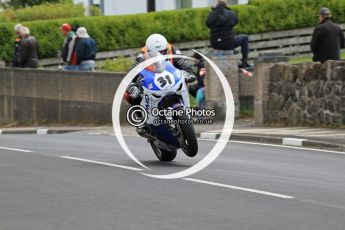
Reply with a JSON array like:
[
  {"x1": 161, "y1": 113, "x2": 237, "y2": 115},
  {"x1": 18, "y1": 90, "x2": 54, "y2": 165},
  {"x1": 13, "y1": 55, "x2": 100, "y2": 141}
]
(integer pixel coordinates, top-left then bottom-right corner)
[{"x1": 127, "y1": 53, "x2": 198, "y2": 161}]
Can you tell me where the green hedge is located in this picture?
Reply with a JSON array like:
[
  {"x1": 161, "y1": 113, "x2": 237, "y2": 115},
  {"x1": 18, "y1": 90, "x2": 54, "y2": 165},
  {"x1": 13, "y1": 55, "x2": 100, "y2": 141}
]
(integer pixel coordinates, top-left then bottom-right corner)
[
  {"x1": 0, "y1": 3, "x2": 85, "y2": 22},
  {"x1": 101, "y1": 57, "x2": 133, "y2": 72},
  {"x1": 1, "y1": 0, "x2": 345, "y2": 62}
]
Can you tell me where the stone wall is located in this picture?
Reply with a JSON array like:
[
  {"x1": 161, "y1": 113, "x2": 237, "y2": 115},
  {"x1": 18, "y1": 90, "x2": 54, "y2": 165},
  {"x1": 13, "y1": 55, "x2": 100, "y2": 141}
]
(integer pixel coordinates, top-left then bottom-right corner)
[
  {"x1": 239, "y1": 71, "x2": 255, "y2": 110},
  {"x1": 258, "y1": 61, "x2": 345, "y2": 126},
  {"x1": 0, "y1": 68, "x2": 127, "y2": 125}
]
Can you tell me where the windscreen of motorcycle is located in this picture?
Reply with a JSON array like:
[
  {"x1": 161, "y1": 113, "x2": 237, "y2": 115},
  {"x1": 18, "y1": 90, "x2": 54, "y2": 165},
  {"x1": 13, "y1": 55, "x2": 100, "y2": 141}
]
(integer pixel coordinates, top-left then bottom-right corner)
[{"x1": 147, "y1": 51, "x2": 165, "y2": 73}]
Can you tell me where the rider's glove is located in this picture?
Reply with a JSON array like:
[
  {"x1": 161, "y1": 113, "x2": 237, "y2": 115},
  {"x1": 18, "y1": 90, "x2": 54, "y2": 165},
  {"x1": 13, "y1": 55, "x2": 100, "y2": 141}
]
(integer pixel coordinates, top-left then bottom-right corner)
[
  {"x1": 182, "y1": 71, "x2": 196, "y2": 83},
  {"x1": 128, "y1": 84, "x2": 142, "y2": 99}
]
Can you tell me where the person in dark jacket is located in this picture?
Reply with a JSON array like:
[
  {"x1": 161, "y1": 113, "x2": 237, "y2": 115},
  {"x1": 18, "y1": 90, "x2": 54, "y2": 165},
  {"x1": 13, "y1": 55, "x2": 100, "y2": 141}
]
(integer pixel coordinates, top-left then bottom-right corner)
[
  {"x1": 12, "y1": 24, "x2": 23, "y2": 67},
  {"x1": 17, "y1": 27, "x2": 39, "y2": 68},
  {"x1": 206, "y1": 0, "x2": 251, "y2": 68},
  {"x1": 75, "y1": 27, "x2": 97, "y2": 71},
  {"x1": 311, "y1": 7, "x2": 345, "y2": 63}
]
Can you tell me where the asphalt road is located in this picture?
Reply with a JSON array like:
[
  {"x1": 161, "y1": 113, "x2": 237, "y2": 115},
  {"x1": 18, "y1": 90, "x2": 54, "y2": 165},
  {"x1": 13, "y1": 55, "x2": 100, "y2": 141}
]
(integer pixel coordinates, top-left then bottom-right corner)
[{"x1": 0, "y1": 132, "x2": 345, "y2": 230}]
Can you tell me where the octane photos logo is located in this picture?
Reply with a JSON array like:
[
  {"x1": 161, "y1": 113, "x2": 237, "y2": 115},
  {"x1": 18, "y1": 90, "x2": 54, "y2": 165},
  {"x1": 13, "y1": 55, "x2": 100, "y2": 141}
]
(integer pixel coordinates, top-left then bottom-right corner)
[
  {"x1": 126, "y1": 106, "x2": 216, "y2": 127},
  {"x1": 112, "y1": 51, "x2": 235, "y2": 179},
  {"x1": 126, "y1": 105, "x2": 148, "y2": 127}
]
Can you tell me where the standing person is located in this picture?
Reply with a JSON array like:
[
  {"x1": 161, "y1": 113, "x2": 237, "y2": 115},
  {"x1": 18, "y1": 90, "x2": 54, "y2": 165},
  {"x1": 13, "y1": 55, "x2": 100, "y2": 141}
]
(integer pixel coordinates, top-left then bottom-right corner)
[
  {"x1": 206, "y1": 0, "x2": 251, "y2": 68},
  {"x1": 60, "y1": 23, "x2": 78, "y2": 71},
  {"x1": 75, "y1": 27, "x2": 97, "y2": 71},
  {"x1": 17, "y1": 26, "x2": 39, "y2": 68},
  {"x1": 12, "y1": 24, "x2": 22, "y2": 67},
  {"x1": 311, "y1": 7, "x2": 345, "y2": 63},
  {"x1": 188, "y1": 52, "x2": 206, "y2": 108}
]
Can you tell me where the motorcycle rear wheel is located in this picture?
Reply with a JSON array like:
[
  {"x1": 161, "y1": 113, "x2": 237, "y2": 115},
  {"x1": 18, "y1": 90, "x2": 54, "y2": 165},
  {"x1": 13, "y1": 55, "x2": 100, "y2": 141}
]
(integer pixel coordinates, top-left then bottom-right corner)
[{"x1": 150, "y1": 141, "x2": 177, "y2": 161}]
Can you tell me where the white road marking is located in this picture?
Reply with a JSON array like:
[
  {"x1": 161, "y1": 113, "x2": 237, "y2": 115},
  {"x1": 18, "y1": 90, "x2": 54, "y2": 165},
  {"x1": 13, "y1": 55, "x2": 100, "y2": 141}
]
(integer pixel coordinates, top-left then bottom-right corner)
[
  {"x1": 113, "y1": 134, "x2": 345, "y2": 155},
  {"x1": 87, "y1": 133, "x2": 103, "y2": 135},
  {"x1": 184, "y1": 178, "x2": 295, "y2": 199},
  {"x1": 60, "y1": 156, "x2": 143, "y2": 171},
  {"x1": 229, "y1": 140, "x2": 345, "y2": 155},
  {"x1": 109, "y1": 134, "x2": 345, "y2": 155},
  {"x1": 200, "y1": 132, "x2": 218, "y2": 140},
  {"x1": 37, "y1": 129, "x2": 49, "y2": 135},
  {"x1": 304, "y1": 133, "x2": 345, "y2": 137},
  {"x1": 0, "y1": 146, "x2": 33, "y2": 153},
  {"x1": 282, "y1": 138, "x2": 306, "y2": 147},
  {"x1": 197, "y1": 138, "x2": 345, "y2": 155}
]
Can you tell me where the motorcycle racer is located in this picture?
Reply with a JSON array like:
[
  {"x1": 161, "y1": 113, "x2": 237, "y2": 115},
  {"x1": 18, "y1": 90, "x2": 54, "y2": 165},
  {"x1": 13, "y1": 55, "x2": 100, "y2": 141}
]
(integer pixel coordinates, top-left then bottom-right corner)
[{"x1": 125, "y1": 34, "x2": 195, "y2": 104}]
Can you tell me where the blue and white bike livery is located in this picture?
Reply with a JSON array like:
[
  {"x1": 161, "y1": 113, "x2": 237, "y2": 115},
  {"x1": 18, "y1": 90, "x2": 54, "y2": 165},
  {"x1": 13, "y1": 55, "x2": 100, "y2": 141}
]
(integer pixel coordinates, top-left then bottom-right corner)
[{"x1": 130, "y1": 57, "x2": 198, "y2": 161}]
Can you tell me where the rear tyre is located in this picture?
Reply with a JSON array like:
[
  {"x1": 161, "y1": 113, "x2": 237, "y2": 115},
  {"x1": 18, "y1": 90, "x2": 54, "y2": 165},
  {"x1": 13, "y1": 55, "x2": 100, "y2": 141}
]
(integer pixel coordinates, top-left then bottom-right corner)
[{"x1": 150, "y1": 141, "x2": 177, "y2": 161}]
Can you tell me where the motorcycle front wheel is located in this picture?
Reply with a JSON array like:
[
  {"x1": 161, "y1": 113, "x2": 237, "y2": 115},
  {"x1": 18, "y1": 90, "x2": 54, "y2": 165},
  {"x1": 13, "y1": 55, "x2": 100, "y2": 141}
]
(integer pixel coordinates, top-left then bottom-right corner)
[
  {"x1": 150, "y1": 141, "x2": 177, "y2": 161},
  {"x1": 175, "y1": 112, "x2": 198, "y2": 157}
]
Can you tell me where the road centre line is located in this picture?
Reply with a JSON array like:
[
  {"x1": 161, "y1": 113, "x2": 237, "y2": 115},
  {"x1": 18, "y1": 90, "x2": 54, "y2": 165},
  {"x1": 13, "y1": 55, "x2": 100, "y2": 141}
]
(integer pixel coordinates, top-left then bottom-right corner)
[
  {"x1": 0, "y1": 146, "x2": 33, "y2": 153},
  {"x1": 184, "y1": 178, "x2": 295, "y2": 199},
  {"x1": 60, "y1": 155, "x2": 295, "y2": 199},
  {"x1": 60, "y1": 156, "x2": 143, "y2": 171}
]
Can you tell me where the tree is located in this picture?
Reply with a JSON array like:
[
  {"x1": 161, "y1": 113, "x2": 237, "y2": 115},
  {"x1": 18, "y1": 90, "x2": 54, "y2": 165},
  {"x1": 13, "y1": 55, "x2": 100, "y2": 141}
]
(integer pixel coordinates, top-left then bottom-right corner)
[{"x1": 1, "y1": 0, "x2": 63, "y2": 9}]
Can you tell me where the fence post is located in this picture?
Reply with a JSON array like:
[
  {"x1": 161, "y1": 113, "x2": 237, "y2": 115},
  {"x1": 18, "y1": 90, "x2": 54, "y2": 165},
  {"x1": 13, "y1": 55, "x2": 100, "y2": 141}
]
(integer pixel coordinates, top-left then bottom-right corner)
[
  {"x1": 0, "y1": 60, "x2": 5, "y2": 68},
  {"x1": 254, "y1": 52, "x2": 289, "y2": 126},
  {"x1": 205, "y1": 49, "x2": 240, "y2": 120}
]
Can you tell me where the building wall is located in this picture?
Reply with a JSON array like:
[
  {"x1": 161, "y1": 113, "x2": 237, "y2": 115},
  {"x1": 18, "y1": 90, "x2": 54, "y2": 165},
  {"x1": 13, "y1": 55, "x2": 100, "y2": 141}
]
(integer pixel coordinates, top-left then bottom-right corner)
[
  {"x1": 238, "y1": 0, "x2": 249, "y2": 4},
  {"x1": 156, "y1": 0, "x2": 176, "y2": 11},
  {"x1": 73, "y1": 0, "x2": 248, "y2": 15},
  {"x1": 103, "y1": 0, "x2": 147, "y2": 15},
  {"x1": 192, "y1": 0, "x2": 210, "y2": 8}
]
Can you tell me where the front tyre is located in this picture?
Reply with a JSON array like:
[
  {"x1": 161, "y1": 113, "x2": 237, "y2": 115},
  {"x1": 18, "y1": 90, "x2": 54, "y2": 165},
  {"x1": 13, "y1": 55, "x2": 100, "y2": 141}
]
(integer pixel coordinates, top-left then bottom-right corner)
[
  {"x1": 176, "y1": 113, "x2": 198, "y2": 157},
  {"x1": 150, "y1": 141, "x2": 177, "y2": 161}
]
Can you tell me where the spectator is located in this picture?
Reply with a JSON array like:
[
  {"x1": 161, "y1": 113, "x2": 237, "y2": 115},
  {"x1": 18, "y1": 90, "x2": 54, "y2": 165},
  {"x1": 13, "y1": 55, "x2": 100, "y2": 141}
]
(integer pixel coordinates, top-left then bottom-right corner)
[
  {"x1": 311, "y1": 7, "x2": 345, "y2": 63},
  {"x1": 60, "y1": 23, "x2": 78, "y2": 71},
  {"x1": 75, "y1": 27, "x2": 97, "y2": 71},
  {"x1": 189, "y1": 52, "x2": 206, "y2": 108},
  {"x1": 12, "y1": 24, "x2": 23, "y2": 67},
  {"x1": 206, "y1": 0, "x2": 251, "y2": 68},
  {"x1": 17, "y1": 27, "x2": 39, "y2": 68}
]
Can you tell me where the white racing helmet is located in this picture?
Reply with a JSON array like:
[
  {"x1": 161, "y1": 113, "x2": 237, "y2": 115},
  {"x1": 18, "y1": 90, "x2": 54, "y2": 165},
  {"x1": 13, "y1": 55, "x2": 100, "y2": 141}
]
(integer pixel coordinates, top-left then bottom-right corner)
[{"x1": 146, "y1": 34, "x2": 168, "y2": 52}]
